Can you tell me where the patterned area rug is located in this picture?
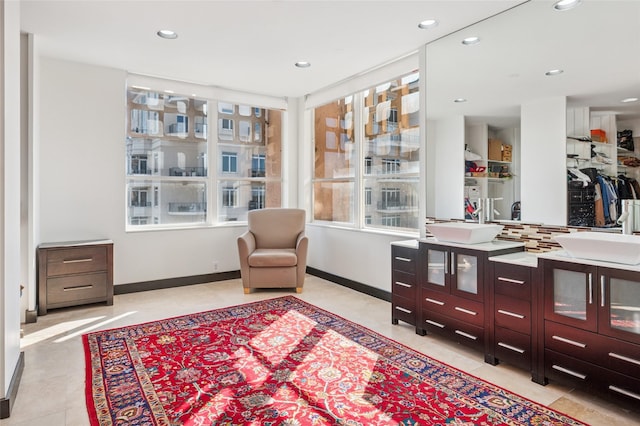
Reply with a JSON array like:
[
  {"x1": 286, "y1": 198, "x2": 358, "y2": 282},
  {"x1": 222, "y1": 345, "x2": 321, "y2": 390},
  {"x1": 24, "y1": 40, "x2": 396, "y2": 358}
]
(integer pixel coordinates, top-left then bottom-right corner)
[{"x1": 84, "y1": 296, "x2": 584, "y2": 425}]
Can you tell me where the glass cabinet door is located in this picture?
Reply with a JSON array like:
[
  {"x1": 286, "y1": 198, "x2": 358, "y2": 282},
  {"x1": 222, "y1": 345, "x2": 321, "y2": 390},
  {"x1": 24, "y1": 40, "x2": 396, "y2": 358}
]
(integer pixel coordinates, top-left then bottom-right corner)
[
  {"x1": 599, "y1": 269, "x2": 640, "y2": 345},
  {"x1": 455, "y1": 253, "x2": 478, "y2": 295},
  {"x1": 426, "y1": 248, "x2": 447, "y2": 287},
  {"x1": 544, "y1": 261, "x2": 597, "y2": 331}
]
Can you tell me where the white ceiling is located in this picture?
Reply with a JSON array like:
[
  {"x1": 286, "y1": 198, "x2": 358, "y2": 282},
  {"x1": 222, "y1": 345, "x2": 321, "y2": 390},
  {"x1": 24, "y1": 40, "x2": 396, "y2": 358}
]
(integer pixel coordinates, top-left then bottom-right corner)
[
  {"x1": 19, "y1": 0, "x2": 640, "y2": 123},
  {"x1": 20, "y1": 0, "x2": 523, "y2": 98}
]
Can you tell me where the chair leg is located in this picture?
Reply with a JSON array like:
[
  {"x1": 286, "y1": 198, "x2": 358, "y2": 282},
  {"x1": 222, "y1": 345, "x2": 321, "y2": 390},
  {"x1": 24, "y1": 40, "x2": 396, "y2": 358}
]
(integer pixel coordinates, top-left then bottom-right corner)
[
  {"x1": 243, "y1": 288, "x2": 252, "y2": 294},
  {"x1": 295, "y1": 287, "x2": 303, "y2": 294}
]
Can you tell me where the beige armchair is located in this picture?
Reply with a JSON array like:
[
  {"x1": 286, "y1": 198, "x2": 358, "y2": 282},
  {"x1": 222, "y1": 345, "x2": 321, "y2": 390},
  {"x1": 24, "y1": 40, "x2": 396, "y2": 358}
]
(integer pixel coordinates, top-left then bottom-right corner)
[{"x1": 237, "y1": 208, "x2": 308, "y2": 294}]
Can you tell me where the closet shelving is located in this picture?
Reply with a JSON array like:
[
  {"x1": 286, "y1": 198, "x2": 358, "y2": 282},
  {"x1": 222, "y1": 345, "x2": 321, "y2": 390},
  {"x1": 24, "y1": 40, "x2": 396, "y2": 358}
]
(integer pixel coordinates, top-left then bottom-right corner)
[
  {"x1": 566, "y1": 109, "x2": 640, "y2": 227},
  {"x1": 464, "y1": 122, "x2": 519, "y2": 219}
]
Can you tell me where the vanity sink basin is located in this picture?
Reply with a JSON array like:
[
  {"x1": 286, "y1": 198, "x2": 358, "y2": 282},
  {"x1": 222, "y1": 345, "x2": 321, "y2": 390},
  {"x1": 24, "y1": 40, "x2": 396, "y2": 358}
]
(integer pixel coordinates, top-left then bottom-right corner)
[
  {"x1": 554, "y1": 232, "x2": 640, "y2": 265},
  {"x1": 426, "y1": 223, "x2": 504, "y2": 244}
]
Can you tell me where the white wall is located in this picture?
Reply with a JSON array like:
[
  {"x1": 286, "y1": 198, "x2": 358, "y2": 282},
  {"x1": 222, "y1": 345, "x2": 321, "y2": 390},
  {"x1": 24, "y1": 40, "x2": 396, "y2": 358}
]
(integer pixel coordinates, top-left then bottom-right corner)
[
  {"x1": 306, "y1": 224, "x2": 416, "y2": 292},
  {"x1": 521, "y1": 96, "x2": 567, "y2": 225},
  {"x1": 430, "y1": 115, "x2": 465, "y2": 220},
  {"x1": 37, "y1": 58, "x2": 249, "y2": 285},
  {"x1": 1, "y1": 0, "x2": 23, "y2": 400}
]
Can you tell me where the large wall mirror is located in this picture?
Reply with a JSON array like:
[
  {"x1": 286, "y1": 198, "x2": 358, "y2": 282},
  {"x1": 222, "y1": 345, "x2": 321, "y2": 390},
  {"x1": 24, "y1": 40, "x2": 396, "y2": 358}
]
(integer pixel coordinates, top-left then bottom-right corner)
[{"x1": 426, "y1": 0, "x2": 640, "y2": 227}]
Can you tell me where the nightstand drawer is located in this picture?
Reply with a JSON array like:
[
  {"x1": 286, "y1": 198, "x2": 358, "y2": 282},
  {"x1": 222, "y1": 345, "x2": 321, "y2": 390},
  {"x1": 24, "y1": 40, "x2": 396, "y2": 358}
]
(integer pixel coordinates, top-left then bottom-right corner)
[
  {"x1": 46, "y1": 246, "x2": 108, "y2": 276},
  {"x1": 47, "y1": 272, "x2": 108, "y2": 306}
]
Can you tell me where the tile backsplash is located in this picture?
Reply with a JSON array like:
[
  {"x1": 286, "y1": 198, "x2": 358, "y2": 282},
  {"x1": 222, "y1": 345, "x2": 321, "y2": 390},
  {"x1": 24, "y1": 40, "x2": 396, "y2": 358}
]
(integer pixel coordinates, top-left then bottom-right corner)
[{"x1": 424, "y1": 218, "x2": 622, "y2": 253}]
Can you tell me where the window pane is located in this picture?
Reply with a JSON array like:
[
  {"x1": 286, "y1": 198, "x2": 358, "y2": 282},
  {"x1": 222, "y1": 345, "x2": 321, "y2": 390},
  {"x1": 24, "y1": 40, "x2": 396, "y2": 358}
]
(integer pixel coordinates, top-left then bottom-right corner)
[
  {"x1": 218, "y1": 179, "x2": 281, "y2": 222},
  {"x1": 126, "y1": 87, "x2": 208, "y2": 229},
  {"x1": 313, "y1": 181, "x2": 354, "y2": 223},
  {"x1": 216, "y1": 105, "x2": 282, "y2": 222},
  {"x1": 314, "y1": 98, "x2": 354, "y2": 179},
  {"x1": 362, "y1": 71, "x2": 420, "y2": 232},
  {"x1": 127, "y1": 179, "x2": 207, "y2": 226}
]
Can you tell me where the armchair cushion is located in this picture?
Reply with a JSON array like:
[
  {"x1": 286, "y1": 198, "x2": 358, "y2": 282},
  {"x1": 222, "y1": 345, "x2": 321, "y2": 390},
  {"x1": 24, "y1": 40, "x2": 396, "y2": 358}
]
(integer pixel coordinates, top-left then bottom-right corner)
[{"x1": 248, "y1": 248, "x2": 297, "y2": 267}]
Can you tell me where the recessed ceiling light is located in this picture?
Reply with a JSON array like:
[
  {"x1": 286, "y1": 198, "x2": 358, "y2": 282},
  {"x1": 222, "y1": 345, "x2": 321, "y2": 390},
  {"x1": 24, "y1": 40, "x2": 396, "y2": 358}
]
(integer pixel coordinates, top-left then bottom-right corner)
[
  {"x1": 157, "y1": 29, "x2": 178, "y2": 39},
  {"x1": 295, "y1": 61, "x2": 311, "y2": 68},
  {"x1": 418, "y1": 19, "x2": 438, "y2": 29},
  {"x1": 454, "y1": 98, "x2": 467, "y2": 103},
  {"x1": 462, "y1": 36, "x2": 480, "y2": 46},
  {"x1": 553, "y1": 0, "x2": 581, "y2": 11},
  {"x1": 545, "y1": 69, "x2": 564, "y2": 76},
  {"x1": 164, "y1": 89, "x2": 174, "y2": 94},
  {"x1": 622, "y1": 97, "x2": 639, "y2": 103}
]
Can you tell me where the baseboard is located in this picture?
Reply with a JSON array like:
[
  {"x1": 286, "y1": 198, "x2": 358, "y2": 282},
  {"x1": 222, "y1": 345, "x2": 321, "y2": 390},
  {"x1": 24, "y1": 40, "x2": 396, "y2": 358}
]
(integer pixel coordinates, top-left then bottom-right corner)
[
  {"x1": 0, "y1": 352, "x2": 25, "y2": 419},
  {"x1": 306, "y1": 267, "x2": 391, "y2": 302},
  {"x1": 114, "y1": 271, "x2": 241, "y2": 295},
  {"x1": 113, "y1": 268, "x2": 390, "y2": 304}
]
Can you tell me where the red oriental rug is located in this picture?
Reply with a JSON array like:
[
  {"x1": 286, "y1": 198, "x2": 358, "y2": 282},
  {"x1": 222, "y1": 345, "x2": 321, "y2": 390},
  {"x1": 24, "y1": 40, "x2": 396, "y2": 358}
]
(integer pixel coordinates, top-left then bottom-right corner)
[{"x1": 84, "y1": 296, "x2": 585, "y2": 425}]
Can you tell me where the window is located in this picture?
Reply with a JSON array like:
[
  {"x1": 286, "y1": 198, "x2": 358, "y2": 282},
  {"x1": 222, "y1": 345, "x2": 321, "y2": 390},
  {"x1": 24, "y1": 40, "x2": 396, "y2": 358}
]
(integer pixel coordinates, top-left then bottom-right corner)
[
  {"x1": 126, "y1": 84, "x2": 283, "y2": 230},
  {"x1": 312, "y1": 71, "x2": 420, "y2": 232},
  {"x1": 381, "y1": 215, "x2": 401, "y2": 227},
  {"x1": 222, "y1": 186, "x2": 237, "y2": 207},
  {"x1": 216, "y1": 103, "x2": 283, "y2": 222},
  {"x1": 218, "y1": 118, "x2": 234, "y2": 140},
  {"x1": 126, "y1": 87, "x2": 208, "y2": 229},
  {"x1": 250, "y1": 185, "x2": 265, "y2": 210},
  {"x1": 222, "y1": 152, "x2": 238, "y2": 173},
  {"x1": 382, "y1": 158, "x2": 400, "y2": 174},
  {"x1": 251, "y1": 154, "x2": 265, "y2": 177},
  {"x1": 313, "y1": 96, "x2": 355, "y2": 223}
]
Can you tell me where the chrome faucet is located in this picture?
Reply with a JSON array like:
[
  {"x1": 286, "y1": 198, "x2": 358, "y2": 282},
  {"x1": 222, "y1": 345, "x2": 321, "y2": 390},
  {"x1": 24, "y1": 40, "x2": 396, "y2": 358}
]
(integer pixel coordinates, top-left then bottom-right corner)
[
  {"x1": 475, "y1": 197, "x2": 502, "y2": 224},
  {"x1": 617, "y1": 199, "x2": 639, "y2": 235}
]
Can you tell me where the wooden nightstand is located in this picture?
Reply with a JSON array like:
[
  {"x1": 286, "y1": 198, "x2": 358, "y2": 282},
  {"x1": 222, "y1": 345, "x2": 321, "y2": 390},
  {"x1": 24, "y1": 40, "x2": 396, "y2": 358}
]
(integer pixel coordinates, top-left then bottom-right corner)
[{"x1": 37, "y1": 240, "x2": 113, "y2": 315}]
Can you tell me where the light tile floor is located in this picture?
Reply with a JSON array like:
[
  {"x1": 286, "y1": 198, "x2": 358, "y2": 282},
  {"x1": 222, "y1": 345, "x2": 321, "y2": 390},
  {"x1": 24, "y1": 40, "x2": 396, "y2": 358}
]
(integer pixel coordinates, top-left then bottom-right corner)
[{"x1": 3, "y1": 276, "x2": 640, "y2": 425}]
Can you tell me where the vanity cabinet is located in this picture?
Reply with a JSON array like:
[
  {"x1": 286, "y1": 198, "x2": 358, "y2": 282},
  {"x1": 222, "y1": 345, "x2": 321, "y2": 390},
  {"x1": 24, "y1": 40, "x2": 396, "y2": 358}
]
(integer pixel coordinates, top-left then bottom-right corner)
[
  {"x1": 418, "y1": 240, "x2": 523, "y2": 353},
  {"x1": 37, "y1": 240, "x2": 114, "y2": 315},
  {"x1": 391, "y1": 242, "x2": 419, "y2": 328},
  {"x1": 542, "y1": 258, "x2": 640, "y2": 402},
  {"x1": 486, "y1": 257, "x2": 544, "y2": 383}
]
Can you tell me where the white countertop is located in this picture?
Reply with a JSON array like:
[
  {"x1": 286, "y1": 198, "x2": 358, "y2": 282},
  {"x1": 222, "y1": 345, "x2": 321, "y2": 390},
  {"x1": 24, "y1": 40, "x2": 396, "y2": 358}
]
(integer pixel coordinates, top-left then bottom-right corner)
[
  {"x1": 420, "y1": 237, "x2": 525, "y2": 252},
  {"x1": 489, "y1": 251, "x2": 539, "y2": 268},
  {"x1": 390, "y1": 239, "x2": 419, "y2": 249},
  {"x1": 538, "y1": 250, "x2": 640, "y2": 272}
]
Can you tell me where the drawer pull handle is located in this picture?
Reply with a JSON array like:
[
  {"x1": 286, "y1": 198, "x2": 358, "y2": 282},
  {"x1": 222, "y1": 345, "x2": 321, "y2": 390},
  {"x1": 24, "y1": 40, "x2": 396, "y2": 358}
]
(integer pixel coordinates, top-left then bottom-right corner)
[
  {"x1": 425, "y1": 298, "x2": 444, "y2": 306},
  {"x1": 394, "y1": 281, "x2": 412, "y2": 288},
  {"x1": 498, "y1": 342, "x2": 525, "y2": 354},
  {"x1": 454, "y1": 330, "x2": 477, "y2": 340},
  {"x1": 395, "y1": 256, "x2": 412, "y2": 263},
  {"x1": 63, "y1": 258, "x2": 93, "y2": 264},
  {"x1": 63, "y1": 285, "x2": 93, "y2": 291},
  {"x1": 552, "y1": 335, "x2": 586, "y2": 348},
  {"x1": 552, "y1": 364, "x2": 586, "y2": 380},
  {"x1": 394, "y1": 306, "x2": 412, "y2": 314},
  {"x1": 426, "y1": 319, "x2": 445, "y2": 328},
  {"x1": 609, "y1": 352, "x2": 640, "y2": 366},
  {"x1": 497, "y1": 309, "x2": 525, "y2": 319},
  {"x1": 454, "y1": 306, "x2": 477, "y2": 316},
  {"x1": 609, "y1": 385, "x2": 640, "y2": 401},
  {"x1": 497, "y1": 277, "x2": 525, "y2": 285}
]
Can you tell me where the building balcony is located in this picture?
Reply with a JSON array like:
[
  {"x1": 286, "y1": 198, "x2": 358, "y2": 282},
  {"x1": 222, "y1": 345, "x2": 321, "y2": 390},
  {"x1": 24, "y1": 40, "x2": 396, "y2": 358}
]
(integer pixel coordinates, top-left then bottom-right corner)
[
  {"x1": 168, "y1": 202, "x2": 207, "y2": 215},
  {"x1": 376, "y1": 201, "x2": 418, "y2": 212},
  {"x1": 169, "y1": 167, "x2": 207, "y2": 177},
  {"x1": 249, "y1": 168, "x2": 266, "y2": 177}
]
